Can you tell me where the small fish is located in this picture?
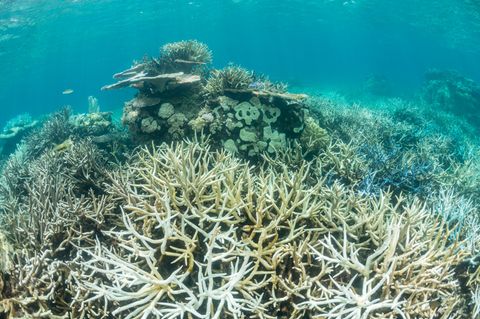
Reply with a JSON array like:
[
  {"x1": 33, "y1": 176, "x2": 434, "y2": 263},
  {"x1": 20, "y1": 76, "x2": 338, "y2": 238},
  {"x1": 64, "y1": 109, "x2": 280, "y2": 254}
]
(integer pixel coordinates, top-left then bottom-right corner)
[{"x1": 62, "y1": 89, "x2": 74, "y2": 95}]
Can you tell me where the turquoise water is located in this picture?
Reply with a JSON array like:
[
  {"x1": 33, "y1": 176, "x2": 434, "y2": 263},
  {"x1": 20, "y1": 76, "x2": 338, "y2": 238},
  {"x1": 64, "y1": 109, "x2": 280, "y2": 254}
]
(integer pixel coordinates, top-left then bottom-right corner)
[
  {"x1": 1, "y1": 0, "x2": 480, "y2": 124},
  {"x1": 2, "y1": 2, "x2": 480, "y2": 317}
]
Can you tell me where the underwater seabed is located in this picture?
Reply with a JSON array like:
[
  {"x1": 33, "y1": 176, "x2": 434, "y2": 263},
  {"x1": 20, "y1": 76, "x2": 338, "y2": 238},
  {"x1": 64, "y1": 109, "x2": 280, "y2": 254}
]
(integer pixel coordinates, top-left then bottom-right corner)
[{"x1": 0, "y1": 40, "x2": 480, "y2": 318}]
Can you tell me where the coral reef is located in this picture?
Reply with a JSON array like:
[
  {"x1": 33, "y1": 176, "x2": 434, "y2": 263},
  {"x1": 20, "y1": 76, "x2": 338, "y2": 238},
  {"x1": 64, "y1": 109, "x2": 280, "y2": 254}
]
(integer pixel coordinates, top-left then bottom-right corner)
[
  {"x1": 1, "y1": 138, "x2": 474, "y2": 318},
  {"x1": 0, "y1": 107, "x2": 127, "y2": 201},
  {"x1": 0, "y1": 136, "x2": 115, "y2": 318},
  {"x1": 307, "y1": 94, "x2": 480, "y2": 200},
  {"x1": 104, "y1": 41, "x2": 307, "y2": 158},
  {"x1": 0, "y1": 113, "x2": 39, "y2": 158},
  {"x1": 70, "y1": 111, "x2": 114, "y2": 137},
  {"x1": 2, "y1": 44, "x2": 480, "y2": 319},
  {"x1": 422, "y1": 69, "x2": 480, "y2": 125}
]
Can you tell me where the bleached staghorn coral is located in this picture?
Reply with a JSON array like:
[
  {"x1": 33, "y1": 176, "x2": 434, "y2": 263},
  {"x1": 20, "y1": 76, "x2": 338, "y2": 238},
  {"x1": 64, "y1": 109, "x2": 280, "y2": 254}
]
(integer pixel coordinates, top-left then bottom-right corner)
[
  {"x1": 304, "y1": 196, "x2": 467, "y2": 318},
  {"x1": 77, "y1": 140, "x2": 267, "y2": 318},
  {"x1": 0, "y1": 139, "x2": 117, "y2": 318},
  {"x1": 425, "y1": 187, "x2": 480, "y2": 317},
  {"x1": 306, "y1": 93, "x2": 480, "y2": 199},
  {"x1": 77, "y1": 139, "x2": 473, "y2": 318}
]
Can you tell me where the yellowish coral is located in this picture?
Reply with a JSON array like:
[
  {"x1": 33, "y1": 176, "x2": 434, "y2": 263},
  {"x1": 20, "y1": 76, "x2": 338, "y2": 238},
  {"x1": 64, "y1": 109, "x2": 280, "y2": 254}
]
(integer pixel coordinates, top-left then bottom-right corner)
[
  {"x1": 300, "y1": 115, "x2": 330, "y2": 155},
  {"x1": 158, "y1": 102, "x2": 175, "y2": 119},
  {"x1": 140, "y1": 117, "x2": 159, "y2": 133},
  {"x1": 0, "y1": 135, "x2": 476, "y2": 318},
  {"x1": 167, "y1": 112, "x2": 187, "y2": 137},
  {"x1": 189, "y1": 108, "x2": 214, "y2": 131}
]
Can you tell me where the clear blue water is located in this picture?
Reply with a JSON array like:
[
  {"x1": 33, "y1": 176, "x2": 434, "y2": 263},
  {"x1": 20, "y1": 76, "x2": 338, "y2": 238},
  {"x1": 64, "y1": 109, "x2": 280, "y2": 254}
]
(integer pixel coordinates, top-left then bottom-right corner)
[{"x1": 1, "y1": 0, "x2": 480, "y2": 125}]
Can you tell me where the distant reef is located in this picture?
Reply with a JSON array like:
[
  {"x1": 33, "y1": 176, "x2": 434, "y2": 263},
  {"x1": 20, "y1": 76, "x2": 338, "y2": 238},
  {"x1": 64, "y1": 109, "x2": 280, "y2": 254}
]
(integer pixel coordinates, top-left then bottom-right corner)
[
  {"x1": 0, "y1": 40, "x2": 479, "y2": 318},
  {"x1": 422, "y1": 69, "x2": 480, "y2": 126}
]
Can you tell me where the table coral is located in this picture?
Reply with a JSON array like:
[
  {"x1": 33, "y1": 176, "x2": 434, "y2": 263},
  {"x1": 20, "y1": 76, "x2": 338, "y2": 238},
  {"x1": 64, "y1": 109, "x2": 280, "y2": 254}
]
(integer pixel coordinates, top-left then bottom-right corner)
[{"x1": 0, "y1": 113, "x2": 39, "y2": 157}]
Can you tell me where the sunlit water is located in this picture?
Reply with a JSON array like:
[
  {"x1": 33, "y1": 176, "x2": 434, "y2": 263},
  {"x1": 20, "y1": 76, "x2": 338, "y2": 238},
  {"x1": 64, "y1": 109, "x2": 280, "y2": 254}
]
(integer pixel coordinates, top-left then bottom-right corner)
[{"x1": 0, "y1": 0, "x2": 479, "y2": 125}]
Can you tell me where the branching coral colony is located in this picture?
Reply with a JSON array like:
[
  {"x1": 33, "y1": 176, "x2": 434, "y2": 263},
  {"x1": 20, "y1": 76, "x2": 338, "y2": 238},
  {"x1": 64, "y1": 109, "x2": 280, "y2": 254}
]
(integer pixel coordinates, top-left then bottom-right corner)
[
  {"x1": 0, "y1": 40, "x2": 478, "y2": 318},
  {"x1": 0, "y1": 138, "x2": 477, "y2": 318}
]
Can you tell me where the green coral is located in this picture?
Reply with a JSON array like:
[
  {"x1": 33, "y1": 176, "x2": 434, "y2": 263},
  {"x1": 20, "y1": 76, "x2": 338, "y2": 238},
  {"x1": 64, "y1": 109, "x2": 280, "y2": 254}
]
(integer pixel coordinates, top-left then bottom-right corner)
[
  {"x1": 234, "y1": 101, "x2": 261, "y2": 125},
  {"x1": 261, "y1": 103, "x2": 281, "y2": 125},
  {"x1": 263, "y1": 126, "x2": 286, "y2": 153},
  {"x1": 189, "y1": 108, "x2": 214, "y2": 131},
  {"x1": 239, "y1": 127, "x2": 258, "y2": 143}
]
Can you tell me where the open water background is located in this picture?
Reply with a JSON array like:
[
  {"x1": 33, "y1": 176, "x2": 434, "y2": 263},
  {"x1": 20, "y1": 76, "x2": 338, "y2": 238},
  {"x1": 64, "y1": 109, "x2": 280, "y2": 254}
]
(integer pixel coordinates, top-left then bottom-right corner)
[{"x1": 0, "y1": 0, "x2": 479, "y2": 125}]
